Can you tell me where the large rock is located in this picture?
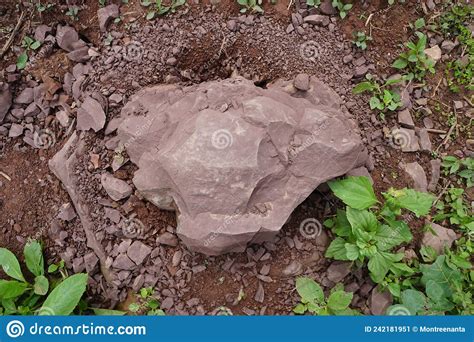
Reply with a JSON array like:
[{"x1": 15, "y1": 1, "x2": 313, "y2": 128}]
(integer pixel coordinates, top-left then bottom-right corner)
[
  {"x1": 0, "y1": 83, "x2": 12, "y2": 124},
  {"x1": 116, "y1": 77, "x2": 365, "y2": 255}
]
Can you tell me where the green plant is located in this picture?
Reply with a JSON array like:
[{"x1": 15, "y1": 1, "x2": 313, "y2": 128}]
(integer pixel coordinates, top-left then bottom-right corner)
[
  {"x1": 293, "y1": 278, "x2": 358, "y2": 315},
  {"x1": 127, "y1": 287, "x2": 165, "y2": 315},
  {"x1": 434, "y1": 187, "x2": 474, "y2": 233},
  {"x1": 237, "y1": 0, "x2": 263, "y2": 14},
  {"x1": 439, "y1": 4, "x2": 474, "y2": 92},
  {"x1": 0, "y1": 240, "x2": 88, "y2": 315},
  {"x1": 99, "y1": 0, "x2": 106, "y2": 6},
  {"x1": 331, "y1": 0, "x2": 352, "y2": 19},
  {"x1": 65, "y1": 6, "x2": 80, "y2": 20},
  {"x1": 392, "y1": 32, "x2": 435, "y2": 81},
  {"x1": 387, "y1": 251, "x2": 473, "y2": 315},
  {"x1": 306, "y1": 0, "x2": 321, "y2": 8},
  {"x1": 352, "y1": 75, "x2": 403, "y2": 119},
  {"x1": 323, "y1": 176, "x2": 435, "y2": 283},
  {"x1": 16, "y1": 36, "x2": 42, "y2": 70},
  {"x1": 441, "y1": 156, "x2": 474, "y2": 187},
  {"x1": 352, "y1": 31, "x2": 372, "y2": 50},
  {"x1": 36, "y1": 2, "x2": 55, "y2": 13},
  {"x1": 142, "y1": 0, "x2": 186, "y2": 19}
]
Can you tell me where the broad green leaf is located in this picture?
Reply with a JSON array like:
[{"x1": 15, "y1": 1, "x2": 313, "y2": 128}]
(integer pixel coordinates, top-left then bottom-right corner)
[
  {"x1": 39, "y1": 273, "x2": 88, "y2": 315},
  {"x1": 391, "y1": 188, "x2": 435, "y2": 217},
  {"x1": 375, "y1": 221, "x2": 412, "y2": 251},
  {"x1": 0, "y1": 248, "x2": 25, "y2": 281},
  {"x1": 0, "y1": 280, "x2": 27, "y2": 299},
  {"x1": 328, "y1": 176, "x2": 378, "y2": 210},
  {"x1": 325, "y1": 237, "x2": 350, "y2": 260},
  {"x1": 346, "y1": 207, "x2": 378, "y2": 233},
  {"x1": 293, "y1": 303, "x2": 307, "y2": 314},
  {"x1": 333, "y1": 209, "x2": 351, "y2": 237},
  {"x1": 24, "y1": 240, "x2": 44, "y2": 276},
  {"x1": 344, "y1": 243, "x2": 359, "y2": 261},
  {"x1": 368, "y1": 252, "x2": 403, "y2": 283},
  {"x1": 34, "y1": 275, "x2": 49, "y2": 296},
  {"x1": 425, "y1": 280, "x2": 445, "y2": 301},
  {"x1": 401, "y1": 289, "x2": 426, "y2": 315},
  {"x1": 387, "y1": 283, "x2": 400, "y2": 297},
  {"x1": 295, "y1": 277, "x2": 324, "y2": 304},
  {"x1": 30, "y1": 41, "x2": 41, "y2": 50},
  {"x1": 369, "y1": 96, "x2": 383, "y2": 110},
  {"x1": 16, "y1": 52, "x2": 28, "y2": 70},
  {"x1": 420, "y1": 256, "x2": 461, "y2": 298},
  {"x1": 392, "y1": 58, "x2": 408, "y2": 69},
  {"x1": 414, "y1": 18, "x2": 425, "y2": 29},
  {"x1": 146, "y1": 11, "x2": 155, "y2": 19},
  {"x1": 92, "y1": 308, "x2": 127, "y2": 315},
  {"x1": 352, "y1": 81, "x2": 374, "y2": 94},
  {"x1": 327, "y1": 290, "x2": 352, "y2": 311}
]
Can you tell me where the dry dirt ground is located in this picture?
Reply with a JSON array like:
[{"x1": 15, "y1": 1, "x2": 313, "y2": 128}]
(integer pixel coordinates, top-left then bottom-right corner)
[{"x1": 0, "y1": 0, "x2": 472, "y2": 315}]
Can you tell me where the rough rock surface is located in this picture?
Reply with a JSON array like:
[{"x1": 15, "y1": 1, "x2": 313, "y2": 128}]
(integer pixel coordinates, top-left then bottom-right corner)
[
  {"x1": 0, "y1": 83, "x2": 12, "y2": 124},
  {"x1": 116, "y1": 77, "x2": 366, "y2": 255},
  {"x1": 77, "y1": 96, "x2": 106, "y2": 132},
  {"x1": 422, "y1": 221, "x2": 457, "y2": 254},
  {"x1": 101, "y1": 173, "x2": 133, "y2": 201}
]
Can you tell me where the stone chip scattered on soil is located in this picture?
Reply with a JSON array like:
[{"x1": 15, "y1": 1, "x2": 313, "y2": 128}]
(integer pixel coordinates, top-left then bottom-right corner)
[
  {"x1": 77, "y1": 96, "x2": 106, "y2": 132},
  {"x1": 101, "y1": 173, "x2": 133, "y2": 201}
]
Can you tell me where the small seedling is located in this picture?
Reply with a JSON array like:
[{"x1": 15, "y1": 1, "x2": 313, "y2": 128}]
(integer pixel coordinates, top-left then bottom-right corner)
[
  {"x1": 16, "y1": 36, "x2": 42, "y2": 70},
  {"x1": 306, "y1": 0, "x2": 321, "y2": 8},
  {"x1": 126, "y1": 287, "x2": 166, "y2": 315},
  {"x1": 353, "y1": 74, "x2": 403, "y2": 119},
  {"x1": 392, "y1": 32, "x2": 435, "y2": 81},
  {"x1": 66, "y1": 6, "x2": 80, "y2": 20},
  {"x1": 352, "y1": 31, "x2": 372, "y2": 50},
  {"x1": 237, "y1": 0, "x2": 264, "y2": 14},
  {"x1": 143, "y1": 0, "x2": 186, "y2": 19},
  {"x1": 36, "y1": 2, "x2": 55, "y2": 13},
  {"x1": 331, "y1": 0, "x2": 352, "y2": 19}
]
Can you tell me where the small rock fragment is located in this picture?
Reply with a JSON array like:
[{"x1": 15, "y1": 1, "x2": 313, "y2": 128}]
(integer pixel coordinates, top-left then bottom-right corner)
[
  {"x1": 397, "y1": 109, "x2": 415, "y2": 129},
  {"x1": 424, "y1": 45, "x2": 442, "y2": 63},
  {"x1": 127, "y1": 241, "x2": 152, "y2": 265},
  {"x1": 294, "y1": 73, "x2": 310, "y2": 91},
  {"x1": 370, "y1": 287, "x2": 392, "y2": 315},
  {"x1": 422, "y1": 221, "x2": 457, "y2": 254},
  {"x1": 157, "y1": 232, "x2": 178, "y2": 247},
  {"x1": 326, "y1": 261, "x2": 351, "y2": 283},
  {"x1": 77, "y1": 96, "x2": 106, "y2": 132},
  {"x1": 98, "y1": 4, "x2": 119, "y2": 32},
  {"x1": 101, "y1": 173, "x2": 133, "y2": 201},
  {"x1": 401, "y1": 162, "x2": 428, "y2": 192}
]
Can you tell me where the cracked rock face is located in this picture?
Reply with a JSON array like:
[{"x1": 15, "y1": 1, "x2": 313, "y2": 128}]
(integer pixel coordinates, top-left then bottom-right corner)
[{"x1": 117, "y1": 77, "x2": 366, "y2": 255}]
